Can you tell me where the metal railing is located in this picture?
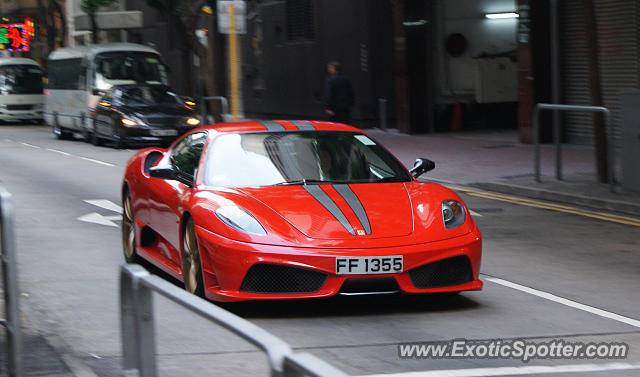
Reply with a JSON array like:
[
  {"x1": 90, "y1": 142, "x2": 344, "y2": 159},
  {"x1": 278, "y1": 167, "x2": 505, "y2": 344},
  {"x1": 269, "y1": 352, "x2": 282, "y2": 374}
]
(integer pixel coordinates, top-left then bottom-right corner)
[
  {"x1": 199, "y1": 96, "x2": 230, "y2": 123},
  {"x1": 120, "y1": 264, "x2": 349, "y2": 377},
  {"x1": 533, "y1": 103, "x2": 615, "y2": 192},
  {"x1": 1, "y1": 188, "x2": 23, "y2": 377}
]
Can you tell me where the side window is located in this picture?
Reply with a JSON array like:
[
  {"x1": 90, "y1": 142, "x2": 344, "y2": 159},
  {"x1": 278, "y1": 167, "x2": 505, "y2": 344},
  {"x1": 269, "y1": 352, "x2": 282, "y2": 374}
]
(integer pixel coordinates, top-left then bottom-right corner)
[{"x1": 171, "y1": 132, "x2": 208, "y2": 177}]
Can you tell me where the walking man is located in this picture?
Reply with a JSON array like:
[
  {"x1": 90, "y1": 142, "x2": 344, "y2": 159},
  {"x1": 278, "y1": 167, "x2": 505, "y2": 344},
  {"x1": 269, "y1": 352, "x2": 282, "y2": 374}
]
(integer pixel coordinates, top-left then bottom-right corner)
[{"x1": 324, "y1": 61, "x2": 354, "y2": 123}]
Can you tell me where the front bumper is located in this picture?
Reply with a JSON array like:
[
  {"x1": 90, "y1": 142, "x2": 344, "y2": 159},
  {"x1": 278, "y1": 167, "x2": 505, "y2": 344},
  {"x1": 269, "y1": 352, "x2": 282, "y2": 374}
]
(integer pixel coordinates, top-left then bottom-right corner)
[
  {"x1": 195, "y1": 226, "x2": 483, "y2": 302},
  {"x1": 120, "y1": 126, "x2": 194, "y2": 145},
  {"x1": 0, "y1": 109, "x2": 43, "y2": 121}
]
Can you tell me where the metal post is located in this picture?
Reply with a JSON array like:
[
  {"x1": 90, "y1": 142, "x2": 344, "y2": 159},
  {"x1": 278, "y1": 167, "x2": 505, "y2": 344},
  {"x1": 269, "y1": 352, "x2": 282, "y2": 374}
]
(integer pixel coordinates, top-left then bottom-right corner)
[
  {"x1": 379, "y1": 98, "x2": 387, "y2": 131},
  {"x1": 120, "y1": 265, "x2": 141, "y2": 374},
  {"x1": 605, "y1": 110, "x2": 615, "y2": 192},
  {"x1": 0, "y1": 189, "x2": 23, "y2": 377},
  {"x1": 550, "y1": 0, "x2": 561, "y2": 180},
  {"x1": 554, "y1": 113, "x2": 562, "y2": 180},
  {"x1": 135, "y1": 278, "x2": 156, "y2": 377},
  {"x1": 533, "y1": 104, "x2": 616, "y2": 190},
  {"x1": 533, "y1": 104, "x2": 541, "y2": 182}
]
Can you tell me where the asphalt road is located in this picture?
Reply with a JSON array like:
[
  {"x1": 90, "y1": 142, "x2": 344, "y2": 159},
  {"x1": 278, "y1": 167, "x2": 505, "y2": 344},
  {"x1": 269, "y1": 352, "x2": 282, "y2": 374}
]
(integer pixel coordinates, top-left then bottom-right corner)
[{"x1": 1, "y1": 123, "x2": 639, "y2": 377}]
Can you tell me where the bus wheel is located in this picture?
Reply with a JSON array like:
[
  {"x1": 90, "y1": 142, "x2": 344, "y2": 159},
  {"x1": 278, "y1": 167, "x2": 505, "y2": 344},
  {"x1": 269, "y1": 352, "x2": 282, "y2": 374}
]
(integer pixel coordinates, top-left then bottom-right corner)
[{"x1": 53, "y1": 125, "x2": 72, "y2": 140}]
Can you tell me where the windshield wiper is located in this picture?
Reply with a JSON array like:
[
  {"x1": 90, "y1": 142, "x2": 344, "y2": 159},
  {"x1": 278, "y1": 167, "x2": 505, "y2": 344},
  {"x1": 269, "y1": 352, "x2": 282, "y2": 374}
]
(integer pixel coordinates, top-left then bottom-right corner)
[{"x1": 272, "y1": 179, "x2": 336, "y2": 186}]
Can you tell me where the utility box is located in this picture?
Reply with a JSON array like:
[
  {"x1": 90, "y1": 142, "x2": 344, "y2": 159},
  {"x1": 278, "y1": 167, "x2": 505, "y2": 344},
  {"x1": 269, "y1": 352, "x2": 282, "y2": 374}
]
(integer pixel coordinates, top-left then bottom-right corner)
[{"x1": 620, "y1": 90, "x2": 640, "y2": 192}]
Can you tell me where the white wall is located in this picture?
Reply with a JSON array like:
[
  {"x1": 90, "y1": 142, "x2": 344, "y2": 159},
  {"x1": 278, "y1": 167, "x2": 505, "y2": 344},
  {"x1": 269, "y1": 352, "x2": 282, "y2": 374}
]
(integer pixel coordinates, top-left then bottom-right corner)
[{"x1": 436, "y1": 0, "x2": 518, "y2": 103}]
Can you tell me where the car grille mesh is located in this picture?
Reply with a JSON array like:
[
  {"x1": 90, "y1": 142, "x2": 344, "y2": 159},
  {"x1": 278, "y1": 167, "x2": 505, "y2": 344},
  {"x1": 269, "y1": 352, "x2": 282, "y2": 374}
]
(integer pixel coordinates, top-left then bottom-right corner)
[
  {"x1": 145, "y1": 116, "x2": 178, "y2": 127},
  {"x1": 240, "y1": 263, "x2": 328, "y2": 294},
  {"x1": 408, "y1": 255, "x2": 473, "y2": 288}
]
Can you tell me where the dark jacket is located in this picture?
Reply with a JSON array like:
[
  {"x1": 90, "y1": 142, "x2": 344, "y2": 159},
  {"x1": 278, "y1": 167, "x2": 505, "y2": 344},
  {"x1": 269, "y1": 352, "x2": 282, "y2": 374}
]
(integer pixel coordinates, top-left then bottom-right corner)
[{"x1": 324, "y1": 73, "x2": 354, "y2": 113}]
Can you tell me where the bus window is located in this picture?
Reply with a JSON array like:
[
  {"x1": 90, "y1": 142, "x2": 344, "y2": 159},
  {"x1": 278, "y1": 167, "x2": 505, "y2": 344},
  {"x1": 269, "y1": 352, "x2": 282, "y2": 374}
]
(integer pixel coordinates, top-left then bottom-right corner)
[
  {"x1": 47, "y1": 58, "x2": 83, "y2": 90},
  {"x1": 0, "y1": 65, "x2": 44, "y2": 94}
]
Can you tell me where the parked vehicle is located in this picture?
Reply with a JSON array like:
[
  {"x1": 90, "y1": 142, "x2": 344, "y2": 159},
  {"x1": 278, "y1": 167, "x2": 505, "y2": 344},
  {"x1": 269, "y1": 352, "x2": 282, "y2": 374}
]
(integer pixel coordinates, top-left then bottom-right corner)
[
  {"x1": 44, "y1": 43, "x2": 169, "y2": 140},
  {"x1": 0, "y1": 57, "x2": 44, "y2": 123},
  {"x1": 92, "y1": 84, "x2": 200, "y2": 148}
]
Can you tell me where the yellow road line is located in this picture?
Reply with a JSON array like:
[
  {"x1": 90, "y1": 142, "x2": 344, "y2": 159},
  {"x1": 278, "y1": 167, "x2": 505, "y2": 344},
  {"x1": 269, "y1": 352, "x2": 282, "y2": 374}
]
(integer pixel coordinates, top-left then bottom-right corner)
[{"x1": 447, "y1": 185, "x2": 640, "y2": 227}]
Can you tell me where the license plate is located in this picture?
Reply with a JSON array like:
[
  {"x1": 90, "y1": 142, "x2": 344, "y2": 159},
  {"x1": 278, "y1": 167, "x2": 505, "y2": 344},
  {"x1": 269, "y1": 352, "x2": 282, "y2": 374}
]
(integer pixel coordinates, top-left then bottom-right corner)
[
  {"x1": 336, "y1": 256, "x2": 403, "y2": 275},
  {"x1": 150, "y1": 129, "x2": 177, "y2": 136}
]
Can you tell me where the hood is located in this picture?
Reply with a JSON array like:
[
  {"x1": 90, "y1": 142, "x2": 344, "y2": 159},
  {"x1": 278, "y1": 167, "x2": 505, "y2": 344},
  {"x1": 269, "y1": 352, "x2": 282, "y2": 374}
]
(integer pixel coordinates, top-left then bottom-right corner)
[{"x1": 238, "y1": 183, "x2": 414, "y2": 240}]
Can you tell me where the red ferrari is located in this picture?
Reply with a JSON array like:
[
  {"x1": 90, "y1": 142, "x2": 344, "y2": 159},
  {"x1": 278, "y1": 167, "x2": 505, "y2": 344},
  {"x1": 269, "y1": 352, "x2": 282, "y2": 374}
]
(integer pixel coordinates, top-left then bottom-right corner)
[{"x1": 121, "y1": 120, "x2": 482, "y2": 302}]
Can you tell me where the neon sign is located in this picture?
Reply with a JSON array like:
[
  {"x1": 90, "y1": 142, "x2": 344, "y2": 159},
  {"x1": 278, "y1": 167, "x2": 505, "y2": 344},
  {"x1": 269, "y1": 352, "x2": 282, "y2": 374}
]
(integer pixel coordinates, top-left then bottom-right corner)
[{"x1": 0, "y1": 18, "x2": 35, "y2": 52}]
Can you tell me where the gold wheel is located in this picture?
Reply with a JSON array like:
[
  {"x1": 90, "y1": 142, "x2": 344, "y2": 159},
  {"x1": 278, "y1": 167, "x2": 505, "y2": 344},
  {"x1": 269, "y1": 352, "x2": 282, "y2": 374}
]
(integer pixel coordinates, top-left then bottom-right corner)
[
  {"x1": 182, "y1": 219, "x2": 204, "y2": 296},
  {"x1": 122, "y1": 192, "x2": 138, "y2": 262}
]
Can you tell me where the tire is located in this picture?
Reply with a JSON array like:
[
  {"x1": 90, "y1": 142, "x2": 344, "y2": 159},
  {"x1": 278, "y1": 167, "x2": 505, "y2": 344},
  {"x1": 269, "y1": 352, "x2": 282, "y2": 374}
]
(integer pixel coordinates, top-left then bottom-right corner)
[
  {"x1": 91, "y1": 119, "x2": 101, "y2": 146},
  {"x1": 112, "y1": 121, "x2": 126, "y2": 149},
  {"x1": 53, "y1": 125, "x2": 72, "y2": 140},
  {"x1": 182, "y1": 218, "x2": 205, "y2": 297},
  {"x1": 122, "y1": 190, "x2": 140, "y2": 263}
]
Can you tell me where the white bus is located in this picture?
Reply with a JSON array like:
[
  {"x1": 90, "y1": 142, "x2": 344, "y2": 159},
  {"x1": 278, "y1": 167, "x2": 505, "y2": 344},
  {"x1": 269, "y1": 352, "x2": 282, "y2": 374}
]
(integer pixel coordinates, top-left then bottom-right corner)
[
  {"x1": 45, "y1": 43, "x2": 169, "y2": 139},
  {"x1": 0, "y1": 57, "x2": 44, "y2": 123}
]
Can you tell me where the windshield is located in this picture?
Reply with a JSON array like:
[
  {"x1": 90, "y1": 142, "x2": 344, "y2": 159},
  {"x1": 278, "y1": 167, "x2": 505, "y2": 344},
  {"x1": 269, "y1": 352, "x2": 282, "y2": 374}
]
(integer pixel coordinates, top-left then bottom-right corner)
[
  {"x1": 94, "y1": 52, "x2": 168, "y2": 91},
  {"x1": 203, "y1": 131, "x2": 412, "y2": 187},
  {"x1": 0, "y1": 65, "x2": 43, "y2": 94},
  {"x1": 118, "y1": 86, "x2": 183, "y2": 106}
]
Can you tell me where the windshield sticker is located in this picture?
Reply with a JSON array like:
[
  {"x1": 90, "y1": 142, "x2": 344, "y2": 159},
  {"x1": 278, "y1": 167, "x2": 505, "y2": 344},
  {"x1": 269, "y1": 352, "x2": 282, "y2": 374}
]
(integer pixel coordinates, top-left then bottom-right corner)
[
  {"x1": 146, "y1": 58, "x2": 159, "y2": 63},
  {"x1": 354, "y1": 135, "x2": 376, "y2": 146}
]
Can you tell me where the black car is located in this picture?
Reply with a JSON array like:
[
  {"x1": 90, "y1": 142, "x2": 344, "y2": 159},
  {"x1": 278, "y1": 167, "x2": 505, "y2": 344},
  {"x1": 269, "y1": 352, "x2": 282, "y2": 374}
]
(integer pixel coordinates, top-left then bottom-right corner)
[{"x1": 90, "y1": 84, "x2": 201, "y2": 148}]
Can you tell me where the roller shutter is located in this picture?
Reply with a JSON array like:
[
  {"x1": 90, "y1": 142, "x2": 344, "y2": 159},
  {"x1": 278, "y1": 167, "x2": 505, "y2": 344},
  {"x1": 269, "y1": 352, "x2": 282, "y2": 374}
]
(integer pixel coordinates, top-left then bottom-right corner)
[{"x1": 559, "y1": 0, "x2": 639, "y2": 145}]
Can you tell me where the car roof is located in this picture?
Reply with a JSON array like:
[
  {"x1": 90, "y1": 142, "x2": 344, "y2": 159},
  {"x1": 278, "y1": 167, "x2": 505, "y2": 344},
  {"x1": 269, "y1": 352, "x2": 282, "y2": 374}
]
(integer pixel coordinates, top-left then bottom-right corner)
[{"x1": 200, "y1": 120, "x2": 362, "y2": 134}]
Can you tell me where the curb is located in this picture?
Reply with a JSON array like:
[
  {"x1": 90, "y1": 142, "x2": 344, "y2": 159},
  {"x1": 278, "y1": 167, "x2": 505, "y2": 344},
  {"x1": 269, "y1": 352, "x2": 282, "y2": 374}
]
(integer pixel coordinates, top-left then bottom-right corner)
[{"x1": 469, "y1": 182, "x2": 640, "y2": 217}]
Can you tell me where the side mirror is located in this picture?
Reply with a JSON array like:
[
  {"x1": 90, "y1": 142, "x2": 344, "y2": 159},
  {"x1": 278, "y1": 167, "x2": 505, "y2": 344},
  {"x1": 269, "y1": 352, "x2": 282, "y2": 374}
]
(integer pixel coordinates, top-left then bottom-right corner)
[
  {"x1": 149, "y1": 165, "x2": 194, "y2": 187},
  {"x1": 410, "y1": 158, "x2": 435, "y2": 178}
]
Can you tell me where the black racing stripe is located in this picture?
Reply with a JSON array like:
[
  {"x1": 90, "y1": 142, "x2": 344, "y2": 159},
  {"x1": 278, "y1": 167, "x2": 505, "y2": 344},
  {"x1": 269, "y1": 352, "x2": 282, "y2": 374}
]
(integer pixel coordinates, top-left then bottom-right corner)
[
  {"x1": 333, "y1": 184, "x2": 371, "y2": 235},
  {"x1": 256, "y1": 120, "x2": 285, "y2": 131},
  {"x1": 303, "y1": 185, "x2": 355, "y2": 235},
  {"x1": 290, "y1": 120, "x2": 316, "y2": 130}
]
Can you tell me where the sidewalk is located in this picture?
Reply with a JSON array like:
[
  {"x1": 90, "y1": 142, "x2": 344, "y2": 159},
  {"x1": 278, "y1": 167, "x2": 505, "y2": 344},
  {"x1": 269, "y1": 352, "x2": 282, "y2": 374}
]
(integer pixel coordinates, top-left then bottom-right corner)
[{"x1": 367, "y1": 128, "x2": 640, "y2": 216}]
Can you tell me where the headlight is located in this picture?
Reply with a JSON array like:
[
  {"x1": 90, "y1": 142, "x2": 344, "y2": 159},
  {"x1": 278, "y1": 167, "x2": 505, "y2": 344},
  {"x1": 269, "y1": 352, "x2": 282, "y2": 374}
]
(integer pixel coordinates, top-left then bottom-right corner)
[
  {"x1": 186, "y1": 117, "x2": 200, "y2": 126},
  {"x1": 442, "y1": 200, "x2": 466, "y2": 229},
  {"x1": 121, "y1": 118, "x2": 137, "y2": 127},
  {"x1": 215, "y1": 206, "x2": 267, "y2": 235}
]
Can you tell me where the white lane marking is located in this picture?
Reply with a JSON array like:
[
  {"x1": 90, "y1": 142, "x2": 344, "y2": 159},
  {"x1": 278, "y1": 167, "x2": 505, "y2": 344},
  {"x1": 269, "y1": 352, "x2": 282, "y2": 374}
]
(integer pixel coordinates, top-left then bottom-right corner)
[
  {"x1": 468, "y1": 209, "x2": 482, "y2": 217},
  {"x1": 77, "y1": 212, "x2": 119, "y2": 227},
  {"x1": 485, "y1": 277, "x2": 640, "y2": 328},
  {"x1": 47, "y1": 148, "x2": 72, "y2": 156},
  {"x1": 79, "y1": 156, "x2": 115, "y2": 167},
  {"x1": 357, "y1": 362, "x2": 640, "y2": 377},
  {"x1": 14, "y1": 139, "x2": 116, "y2": 167},
  {"x1": 84, "y1": 199, "x2": 122, "y2": 213},
  {"x1": 20, "y1": 142, "x2": 41, "y2": 149}
]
